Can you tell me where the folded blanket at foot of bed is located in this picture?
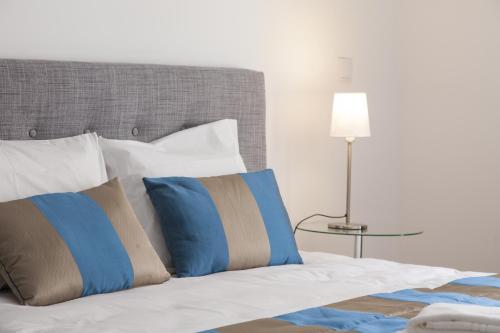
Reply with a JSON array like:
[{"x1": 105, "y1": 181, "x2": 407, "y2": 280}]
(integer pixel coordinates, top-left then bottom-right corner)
[
  {"x1": 405, "y1": 303, "x2": 500, "y2": 333},
  {"x1": 201, "y1": 274, "x2": 500, "y2": 333}
]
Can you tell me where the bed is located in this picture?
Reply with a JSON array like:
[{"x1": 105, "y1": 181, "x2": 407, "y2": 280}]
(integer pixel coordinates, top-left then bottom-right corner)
[
  {"x1": 0, "y1": 59, "x2": 496, "y2": 333},
  {"x1": 0, "y1": 252, "x2": 487, "y2": 332}
]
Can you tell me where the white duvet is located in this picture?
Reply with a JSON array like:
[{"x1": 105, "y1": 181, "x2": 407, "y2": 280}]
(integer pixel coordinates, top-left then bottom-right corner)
[{"x1": 0, "y1": 252, "x2": 489, "y2": 333}]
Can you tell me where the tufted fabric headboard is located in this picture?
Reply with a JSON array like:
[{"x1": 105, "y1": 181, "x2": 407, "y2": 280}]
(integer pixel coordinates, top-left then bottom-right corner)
[{"x1": 0, "y1": 59, "x2": 266, "y2": 171}]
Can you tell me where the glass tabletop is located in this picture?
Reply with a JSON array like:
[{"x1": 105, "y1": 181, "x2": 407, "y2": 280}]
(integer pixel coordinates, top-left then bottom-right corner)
[{"x1": 296, "y1": 220, "x2": 423, "y2": 237}]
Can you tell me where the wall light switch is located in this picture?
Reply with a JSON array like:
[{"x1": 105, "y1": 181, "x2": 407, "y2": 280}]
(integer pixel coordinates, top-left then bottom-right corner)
[{"x1": 337, "y1": 57, "x2": 353, "y2": 82}]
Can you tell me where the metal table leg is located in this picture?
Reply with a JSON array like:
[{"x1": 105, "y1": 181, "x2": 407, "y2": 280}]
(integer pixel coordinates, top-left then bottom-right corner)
[{"x1": 354, "y1": 235, "x2": 363, "y2": 258}]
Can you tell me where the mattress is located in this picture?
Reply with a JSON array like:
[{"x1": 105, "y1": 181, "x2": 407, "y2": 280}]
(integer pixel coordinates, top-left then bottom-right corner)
[{"x1": 0, "y1": 251, "x2": 488, "y2": 333}]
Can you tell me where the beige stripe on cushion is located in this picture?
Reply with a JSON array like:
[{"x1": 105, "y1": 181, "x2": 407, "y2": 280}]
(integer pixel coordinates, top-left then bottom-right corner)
[
  {"x1": 83, "y1": 178, "x2": 169, "y2": 287},
  {"x1": 200, "y1": 174, "x2": 271, "y2": 271},
  {"x1": 217, "y1": 318, "x2": 342, "y2": 333},
  {"x1": 0, "y1": 199, "x2": 83, "y2": 306}
]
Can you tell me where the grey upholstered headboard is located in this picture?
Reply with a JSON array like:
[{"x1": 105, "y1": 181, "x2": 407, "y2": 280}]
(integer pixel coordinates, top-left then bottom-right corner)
[{"x1": 0, "y1": 59, "x2": 266, "y2": 170}]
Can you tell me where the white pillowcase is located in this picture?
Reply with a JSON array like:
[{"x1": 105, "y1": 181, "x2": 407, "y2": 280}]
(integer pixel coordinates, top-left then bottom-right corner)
[
  {"x1": 0, "y1": 133, "x2": 108, "y2": 288},
  {"x1": 99, "y1": 119, "x2": 247, "y2": 271},
  {"x1": 0, "y1": 133, "x2": 107, "y2": 202}
]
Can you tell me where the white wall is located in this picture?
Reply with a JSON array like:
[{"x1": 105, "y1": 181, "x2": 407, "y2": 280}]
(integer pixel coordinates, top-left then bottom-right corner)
[
  {"x1": 4, "y1": 1, "x2": 497, "y2": 270},
  {"x1": 399, "y1": 0, "x2": 500, "y2": 272},
  {"x1": 0, "y1": 0, "x2": 404, "y2": 259},
  {"x1": 289, "y1": 1, "x2": 403, "y2": 260}
]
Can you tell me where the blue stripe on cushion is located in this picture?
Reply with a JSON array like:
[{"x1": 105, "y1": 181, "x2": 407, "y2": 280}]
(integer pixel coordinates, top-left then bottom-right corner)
[
  {"x1": 275, "y1": 306, "x2": 407, "y2": 333},
  {"x1": 240, "y1": 170, "x2": 303, "y2": 266},
  {"x1": 30, "y1": 193, "x2": 134, "y2": 296},
  {"x1": 143, "y1": 177, "x2": 230, "y2": 277},
  {"x1": 372, "y1": 289, "x2": 500, "y2": 307},
  {"x1": 451, "y1": 276, "x2": 500, "y2": 288}
]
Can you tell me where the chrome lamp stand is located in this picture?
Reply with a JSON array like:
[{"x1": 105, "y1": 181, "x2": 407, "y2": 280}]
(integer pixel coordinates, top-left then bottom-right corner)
[{"x1": 328, "y1": 138, "x2": 368, "y2": 231}]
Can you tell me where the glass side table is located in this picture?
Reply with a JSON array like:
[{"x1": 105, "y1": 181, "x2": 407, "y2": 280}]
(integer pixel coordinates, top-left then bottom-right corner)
[{"x1": 295, "y1": 219, "x2": 423, "y2": 259}]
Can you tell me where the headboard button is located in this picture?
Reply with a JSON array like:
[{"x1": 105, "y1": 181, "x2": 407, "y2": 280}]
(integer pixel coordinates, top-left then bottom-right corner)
[
  {"x1": 132, "y1": 127, "x2": 139, "y2": 136},
  {"x1": 28, "y1": 129, "x2": 37, "y2": 138},
  {"x1": 83, "y1": 129, "x2": 91, "y2": 134}
]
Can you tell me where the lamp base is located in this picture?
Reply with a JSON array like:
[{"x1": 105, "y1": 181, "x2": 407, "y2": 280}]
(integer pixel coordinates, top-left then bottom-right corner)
[{"x1": 328, "y1": 222, "x2": 368, "y2": 231}]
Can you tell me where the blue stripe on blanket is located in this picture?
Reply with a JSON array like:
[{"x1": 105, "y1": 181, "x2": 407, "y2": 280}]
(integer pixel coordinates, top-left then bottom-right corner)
[
  {"x1": 201, "y1": 308, "x2": 408, "y2": 333},
  {"x1": 275, "y1": 306, "x2": 407, "y2": 333},
  {"x1": 372, "y1": 289, "x2": 500, "y2": 307},
  {"x1": 451, "y1": 276, "x2": 500, "y2": 288}
]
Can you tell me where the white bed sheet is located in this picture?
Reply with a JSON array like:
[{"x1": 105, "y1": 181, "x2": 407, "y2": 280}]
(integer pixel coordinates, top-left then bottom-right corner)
[{"x1": 0, "y1": 252, "x2": 490, "y2": 333}]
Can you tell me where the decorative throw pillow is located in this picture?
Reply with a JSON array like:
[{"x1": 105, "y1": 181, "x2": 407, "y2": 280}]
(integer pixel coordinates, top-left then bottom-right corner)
[
  {"x1": 0, "y1": 133, "x2": 108, "y2": 290},
  {"x1": 0, "y1": 178, "x2": 169, "y2": 306},
  {"x1": 143, "y1": 169, "x2": 303, "y2": 277},
  {"x1": 99, "y1": 119, "x2": 247, "y2": 272}
]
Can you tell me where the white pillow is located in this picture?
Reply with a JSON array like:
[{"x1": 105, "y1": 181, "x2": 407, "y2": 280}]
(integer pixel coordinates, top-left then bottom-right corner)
[
  {"x1": 0, "y1": 132, "x2": 108, "y2": 288},
  {"x1": 99, "y1": 119, "x2": 247, "y2": 271},
  {"x1": 0, "y1": 133, "x2": 107, "y2": 202}
]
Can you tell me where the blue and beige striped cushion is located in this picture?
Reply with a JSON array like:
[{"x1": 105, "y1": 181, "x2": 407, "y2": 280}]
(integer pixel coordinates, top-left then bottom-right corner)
[
  {"x1": 0, "y1": 178, "x2": 169, "y2": 306},
  {"x1": 143, "y1": 169, "x2": 303, "y2": 277}
]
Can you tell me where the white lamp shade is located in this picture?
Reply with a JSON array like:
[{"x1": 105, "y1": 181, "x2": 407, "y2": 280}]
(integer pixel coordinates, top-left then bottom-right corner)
[{"x1": 330, "y1": 93, "x2": 371, "y2": 138}]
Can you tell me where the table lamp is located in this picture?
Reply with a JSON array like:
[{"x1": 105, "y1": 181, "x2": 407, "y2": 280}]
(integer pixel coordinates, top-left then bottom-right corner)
[{"x1": 328, "y1": 92, "x2": 370, "y2": 230}]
